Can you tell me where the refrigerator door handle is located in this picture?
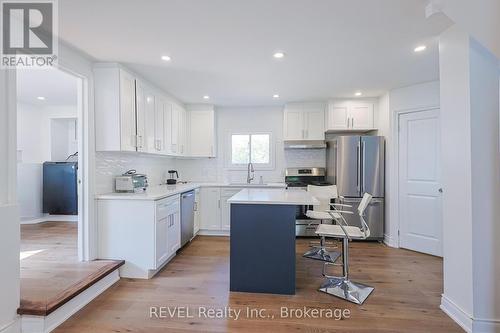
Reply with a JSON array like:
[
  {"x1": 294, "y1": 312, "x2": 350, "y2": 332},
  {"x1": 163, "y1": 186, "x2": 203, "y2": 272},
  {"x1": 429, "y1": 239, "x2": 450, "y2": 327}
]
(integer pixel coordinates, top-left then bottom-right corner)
[
  {"x1": 357, "y1": 142, "x2": 361, "y2": 192},
  {"x1": 362, "y1": 140, "x2": 366, "y2": 193}
]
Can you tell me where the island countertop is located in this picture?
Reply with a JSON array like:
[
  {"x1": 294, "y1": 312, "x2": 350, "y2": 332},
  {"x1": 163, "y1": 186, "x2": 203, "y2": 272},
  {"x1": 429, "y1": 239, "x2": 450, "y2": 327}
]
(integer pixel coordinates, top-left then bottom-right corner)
[{"x1": 227, "y1": 188, "x2": 319, "y2": 206}]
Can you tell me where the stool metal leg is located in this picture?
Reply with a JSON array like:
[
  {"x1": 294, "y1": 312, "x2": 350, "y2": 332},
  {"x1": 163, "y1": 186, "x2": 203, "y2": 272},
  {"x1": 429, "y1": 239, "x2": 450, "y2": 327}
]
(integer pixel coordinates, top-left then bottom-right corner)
[
  {"x1": 318, "y1": 237, "x2": 374, "y2": 305},
  {"x1": 303, "y1": 235, "x2": 340, "y2": 263}
]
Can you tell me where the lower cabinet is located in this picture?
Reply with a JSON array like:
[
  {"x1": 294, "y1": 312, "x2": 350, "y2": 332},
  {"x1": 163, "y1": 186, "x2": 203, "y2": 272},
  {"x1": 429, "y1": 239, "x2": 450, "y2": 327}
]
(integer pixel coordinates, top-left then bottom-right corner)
[
  {"x1": 98, "y1": 194, "x2": 181, "y2": 279},
  {"x1": 194, "y1": 188, "x2": 201, "y2": 234},
  {"x1": 220, "y1": 188, "x2": 243, "y2": 231},
  {"x1": 199, "y1": 187, "x2": 221, "y2": 231}
]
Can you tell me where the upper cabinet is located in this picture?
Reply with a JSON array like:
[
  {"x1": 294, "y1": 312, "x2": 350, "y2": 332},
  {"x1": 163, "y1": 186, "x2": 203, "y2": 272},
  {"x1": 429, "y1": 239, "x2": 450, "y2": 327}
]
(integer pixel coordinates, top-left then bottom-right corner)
[
  {"x1": 283, "y1": 103, "x2": 326, "y2": 141},
  {"x1": 187, "y1": 105, "x2": 216, "y2": 158},
  {"x1": 327, "y1": 101, "x2": 375, "y2": 131},
  {"x1": 95, "y1": 67, "x2": 138, "y2": 151},
  {"x1": 95, "y1": 64, "x2": 215, "y2": 158}
]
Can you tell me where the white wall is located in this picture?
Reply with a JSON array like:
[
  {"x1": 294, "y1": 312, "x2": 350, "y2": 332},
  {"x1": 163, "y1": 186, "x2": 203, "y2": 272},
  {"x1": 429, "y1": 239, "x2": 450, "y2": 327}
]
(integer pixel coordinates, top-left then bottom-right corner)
[
  {"x1": 439, "y1": 24, "x2": 500, "y2": 332},
  {"x1": 0, "y1": 69, "x2": 21, "y2": 333},
  {"x1": 177, "y1": 106, "x2": 326, "y2": 183},
  {"x1": 16, "y1": 103, "x2": 77, "y2": 220},
  {"x1": 95, "y1": 152, "x2": 177, "y2": 194},
  {"x1": 379, "y1": 81, "x2": 440, "y2": 247},
  {"x1": 17, "y1": 103, "x2": 77, "y2": 163},
  {"x1": 433, "y1": 0, "x2": 500, "y2": 59}
]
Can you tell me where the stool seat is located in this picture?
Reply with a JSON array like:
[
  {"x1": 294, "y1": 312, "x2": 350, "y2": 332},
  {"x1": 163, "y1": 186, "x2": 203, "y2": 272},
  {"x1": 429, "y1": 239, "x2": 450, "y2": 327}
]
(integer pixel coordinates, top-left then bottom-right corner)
[
  {"x1": 315, "y1": 224, "x2": 365, "y2": 239},
  {"x1": 306, "y1": 210, "x2": 341, "y2": 220}
]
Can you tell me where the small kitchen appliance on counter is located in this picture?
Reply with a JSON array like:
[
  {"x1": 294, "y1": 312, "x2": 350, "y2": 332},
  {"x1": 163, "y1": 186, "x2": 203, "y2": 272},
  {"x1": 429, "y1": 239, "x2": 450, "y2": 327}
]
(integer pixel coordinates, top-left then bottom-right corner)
[
  {"x1": 166, "y1": 170, "x2": 179, "y2": 185},
  {"x1": 115, "y1": 170, "x2": 148, "y2": 193}
]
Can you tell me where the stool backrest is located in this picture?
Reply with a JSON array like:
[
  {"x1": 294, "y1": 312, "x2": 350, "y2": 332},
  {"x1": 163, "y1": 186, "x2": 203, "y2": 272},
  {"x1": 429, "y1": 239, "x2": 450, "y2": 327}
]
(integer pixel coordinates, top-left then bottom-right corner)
[
  {"x1": 358, "y1": 192, "x2": 372, "y2": 238},
  {"x1": 307, "y1": 185, "x2": 338, "y2": 212}
]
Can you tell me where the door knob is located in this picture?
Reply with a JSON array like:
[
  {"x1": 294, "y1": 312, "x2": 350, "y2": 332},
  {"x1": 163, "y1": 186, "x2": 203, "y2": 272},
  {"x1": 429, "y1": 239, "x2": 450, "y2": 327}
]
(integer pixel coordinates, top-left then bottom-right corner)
[{"x1": 438, "y1": 188, "x2": 443, "y2": 193}]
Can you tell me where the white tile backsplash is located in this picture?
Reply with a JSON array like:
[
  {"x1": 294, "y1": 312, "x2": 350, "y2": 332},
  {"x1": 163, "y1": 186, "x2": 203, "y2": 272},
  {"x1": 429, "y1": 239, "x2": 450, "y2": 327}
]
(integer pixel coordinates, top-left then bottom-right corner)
[{"x1": 95, "y1": 152, "x2": 177, "y2": 194}]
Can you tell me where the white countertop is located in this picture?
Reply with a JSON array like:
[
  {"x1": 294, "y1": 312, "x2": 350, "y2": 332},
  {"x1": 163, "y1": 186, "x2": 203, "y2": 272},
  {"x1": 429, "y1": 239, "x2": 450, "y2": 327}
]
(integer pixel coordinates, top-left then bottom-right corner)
[
  {"x1": 96, "y1": 182, "x2": 287, "y2": 201},
  {"x1": 227, "y1": 188, "x2": 319, "y2": 205}
]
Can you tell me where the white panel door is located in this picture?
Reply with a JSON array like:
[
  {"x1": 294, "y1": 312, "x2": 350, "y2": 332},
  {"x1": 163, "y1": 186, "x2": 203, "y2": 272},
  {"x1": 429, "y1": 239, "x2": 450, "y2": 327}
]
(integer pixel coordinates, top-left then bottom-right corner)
[
  {"x1": 284, "y1": 107, "x2": 304, "y2": 140},
  {"x1": 398, "y1": 108, "x2": 442, "y2": 256},
  {"x1": 155, "y1": 217, "x2": 169, "y2": 268},
  {"x1": 119, "y1": 70, "x2": 137, "y2": 151},
  {"x1": 135, "y1": 82, "x2": 146, "y2": 152},
  {"x1": 304, "y1": 109, "x2": 325, "y2": 140},
  {"x1": 327, "y1": 105, "x2": 349, "y2": 130},
  {"x1": 170, "y1": 104, "x2": 179, "y2": 153},
  {"x1": 349, "y1": 103, "x2": 374, "y2": 129}
]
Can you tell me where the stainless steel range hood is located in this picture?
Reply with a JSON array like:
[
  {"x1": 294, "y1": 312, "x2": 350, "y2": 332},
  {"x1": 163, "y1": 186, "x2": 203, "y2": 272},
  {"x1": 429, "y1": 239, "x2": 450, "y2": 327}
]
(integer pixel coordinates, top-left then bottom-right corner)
[{"x1": 284, "y1": 140, "x2": 326, "y2": 149}]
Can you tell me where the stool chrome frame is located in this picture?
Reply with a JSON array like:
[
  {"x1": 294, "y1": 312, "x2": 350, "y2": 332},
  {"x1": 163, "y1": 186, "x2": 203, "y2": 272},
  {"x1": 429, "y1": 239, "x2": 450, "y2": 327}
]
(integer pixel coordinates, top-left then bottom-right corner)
[{"x1": 316, "y1": 193, "x2": 375, "y2": 305}]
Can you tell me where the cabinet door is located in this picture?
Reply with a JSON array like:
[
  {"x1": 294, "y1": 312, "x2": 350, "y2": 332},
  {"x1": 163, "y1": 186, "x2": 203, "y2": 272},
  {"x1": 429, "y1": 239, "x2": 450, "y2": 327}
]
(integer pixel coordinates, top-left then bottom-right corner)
[
  {"x1": 154, "y1": 96, "x2": 165, "y2": 153},
  {"x1": 178, "y1": 107, "x2": 187, "y2": 155},
  {"x1": 349, "y1": 103, "x2": 374, "y2": 129},
  {"x1": 144, "y1": 89, "x2": 156, "y2": 153},
  {"x1": 194, "y1": 189, "x2": 200, "y2": 234},
  {"x1": 167, "y1": 212, "x2": 181, "y2": 255},
  {"x1": 283, "y1": 107, "x2": 304, "y2": 140},
  {"x1": 304, "y1": 108, "x2": 325, "y2": 140},
  {"x1": 135, "y1": 82, "x2": 146, "y2": 152},
  {"x1": 170, "y1": 104, "x2": 179, "y2": 153},
  {"x1": 220, "y1": 188, "x2": 242, "y2": 231},
  {"x1": 189, "y1": 110, "x2": 215, "y2": 157},
  {"x1": 327, "y1": 104, "x2": 349, "y2": 130},
  {"x1": 119, "y1": 70, "x2": 137, "y2": 151},
  {"x1": 200, "y1": 188, "x2": 221, "y2": 230},
  {"x1": 155, "y1": 217, "x2": 169, "y2": 268}
]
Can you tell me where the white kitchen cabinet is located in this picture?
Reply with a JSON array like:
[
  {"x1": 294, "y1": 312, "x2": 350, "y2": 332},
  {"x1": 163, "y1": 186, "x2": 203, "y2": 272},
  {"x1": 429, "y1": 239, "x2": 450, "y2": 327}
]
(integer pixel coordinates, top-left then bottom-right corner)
[
  {"x1": 178, "y1": 105, "x2": 187, "y2": 156},
  {"x1": 98, "y1": 194, "x2": 181, "y2": 279},
  {"x1": 327, "y1": 101, "x2": 374, "y2": 131},
  {"x1": 200, "y1": 187, "x2": 221, "y2": 230},
  {"x1": 187, "y1": 106, "x2": 216, "y2": 157},
  {"x1": 170, "y1": 103, "x2": 180, "y2": 154},
  {"x1": 193, "y1": 188, "x2": 201, "y2": 235},
  {"x1": 283, "y1": 103, "x2": 326, "y2": 141},
  {"x1": 220, "y1": 188, "x2": 243, "y2": 231},
  {"x1": 95, "y1": 66, "x2": 139, "y2": 151},
  {"x1": 136, "y1": 81, "x2": 158, "y2": 153}
]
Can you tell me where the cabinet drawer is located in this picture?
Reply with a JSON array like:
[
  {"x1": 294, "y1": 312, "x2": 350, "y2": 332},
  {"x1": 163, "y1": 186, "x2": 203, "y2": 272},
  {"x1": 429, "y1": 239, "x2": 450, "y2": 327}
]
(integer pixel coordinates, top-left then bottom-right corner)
[{"x1": 156, "y1": 195, "x2": 180, "y2": 220}]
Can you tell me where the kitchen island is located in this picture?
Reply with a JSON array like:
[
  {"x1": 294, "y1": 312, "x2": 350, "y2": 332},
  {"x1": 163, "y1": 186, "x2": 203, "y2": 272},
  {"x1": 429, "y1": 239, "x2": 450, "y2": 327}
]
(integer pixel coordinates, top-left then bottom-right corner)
[{"x1": 228, "y1": 188, "x2": 319, "y2": 295}]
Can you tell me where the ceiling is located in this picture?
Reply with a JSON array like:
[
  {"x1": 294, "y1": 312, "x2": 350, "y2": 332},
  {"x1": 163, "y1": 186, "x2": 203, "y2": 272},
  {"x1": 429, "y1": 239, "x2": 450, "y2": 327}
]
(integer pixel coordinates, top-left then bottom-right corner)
[
  {"x1": 58, "y1": 0, "x2": 452, "y2": 106},
  {"x1": 17, "y1": 68, "x2": 78, "y2": 106}
]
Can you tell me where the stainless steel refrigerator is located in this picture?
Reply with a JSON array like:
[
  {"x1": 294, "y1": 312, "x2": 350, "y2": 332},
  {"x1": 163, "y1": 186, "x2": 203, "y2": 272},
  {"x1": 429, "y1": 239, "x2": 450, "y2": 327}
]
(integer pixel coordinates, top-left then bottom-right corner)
[{"x1": 326, "y1": 136, "x2": 385, "y2": 240}]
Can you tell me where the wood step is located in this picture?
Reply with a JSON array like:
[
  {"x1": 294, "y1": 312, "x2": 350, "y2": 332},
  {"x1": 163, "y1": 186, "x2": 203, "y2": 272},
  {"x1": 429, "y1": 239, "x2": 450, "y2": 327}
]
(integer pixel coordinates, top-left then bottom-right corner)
[{"x1": 18, "y1": 259, "x2": 124, "y2": 316}]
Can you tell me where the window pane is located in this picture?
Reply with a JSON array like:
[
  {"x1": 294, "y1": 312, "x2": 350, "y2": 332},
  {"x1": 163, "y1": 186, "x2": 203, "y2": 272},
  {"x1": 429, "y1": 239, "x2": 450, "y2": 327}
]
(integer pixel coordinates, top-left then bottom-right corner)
[
  {"x1": 231, "y1": 135, "x2": 250, "y2": 164},
  {"x1": 251, "y1": 134, "x2": 270, "y2": 164}
]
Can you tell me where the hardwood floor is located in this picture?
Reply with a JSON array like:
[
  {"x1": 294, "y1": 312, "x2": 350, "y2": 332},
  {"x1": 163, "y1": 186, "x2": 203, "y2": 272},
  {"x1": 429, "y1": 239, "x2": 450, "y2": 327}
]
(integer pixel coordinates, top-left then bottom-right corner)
[
  {"x1": 54, "y1": 236, "x2": 463, "y2": 332},
  {"x1": 20, "y1": 221, "x2": 124, "y2": 315}
]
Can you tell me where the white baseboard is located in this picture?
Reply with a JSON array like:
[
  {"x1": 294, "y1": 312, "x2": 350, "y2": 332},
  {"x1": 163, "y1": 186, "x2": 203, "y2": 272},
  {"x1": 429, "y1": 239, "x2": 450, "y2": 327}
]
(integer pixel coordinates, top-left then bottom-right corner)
[
  {"x1": 383, "y1": 233, "x2": 398, "y2": 248},
  {"x1": 472, "y1": 318, "x2": 500, "y2": 332},
  {"x1": 20, "y1": 215, "x2": 77, "y2": 225},
  {"x1": 440, "y1": 295, "x2": 472, "y2": 333},
  {"x1": 0, "y1": 317, "x2": 21, "y2": 333},
  {"x1": 21, "y1": 270, "x2": 119, "y2": 333}
]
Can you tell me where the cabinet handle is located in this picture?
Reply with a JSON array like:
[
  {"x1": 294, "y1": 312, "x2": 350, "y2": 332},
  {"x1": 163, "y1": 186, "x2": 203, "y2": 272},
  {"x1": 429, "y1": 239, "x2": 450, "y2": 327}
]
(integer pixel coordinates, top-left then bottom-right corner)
[
  {"x1": 218, "y1": 199, "x2": 221, "y2": 209},
  {"x1": 352, "y1": 118, "x2": 354, "y2": 128}
]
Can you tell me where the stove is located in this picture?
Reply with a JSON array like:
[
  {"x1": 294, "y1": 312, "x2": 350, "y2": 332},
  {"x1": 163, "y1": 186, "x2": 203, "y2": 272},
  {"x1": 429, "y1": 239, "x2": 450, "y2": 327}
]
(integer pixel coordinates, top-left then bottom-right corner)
[
  {"x1": 285, "y1": 167, "x2": 334, "y2": 237},
  {"x1": 285, "y1": 167, "x2": 330, "y2": 190}
]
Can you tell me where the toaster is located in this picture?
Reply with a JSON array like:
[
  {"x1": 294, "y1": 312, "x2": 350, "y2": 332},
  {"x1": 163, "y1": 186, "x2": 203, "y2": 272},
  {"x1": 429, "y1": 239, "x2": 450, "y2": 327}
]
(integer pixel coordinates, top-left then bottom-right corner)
[{"x1": 115, "y1": 170, "x2": 148, "y2": 193}]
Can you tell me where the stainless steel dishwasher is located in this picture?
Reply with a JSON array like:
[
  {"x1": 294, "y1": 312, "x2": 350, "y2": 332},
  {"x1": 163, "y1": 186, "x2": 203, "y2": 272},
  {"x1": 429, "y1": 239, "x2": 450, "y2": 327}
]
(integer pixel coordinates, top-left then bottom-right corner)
[{"x1": 180, "y1": 190, "x2": 195, "y2": 247}]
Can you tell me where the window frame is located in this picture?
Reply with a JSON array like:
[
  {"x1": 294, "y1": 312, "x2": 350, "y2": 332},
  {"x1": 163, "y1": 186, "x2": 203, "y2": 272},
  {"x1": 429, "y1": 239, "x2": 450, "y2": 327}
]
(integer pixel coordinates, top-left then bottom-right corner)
[{"x1": 226, "y1": 131, "x2": 275, "y2": 170}]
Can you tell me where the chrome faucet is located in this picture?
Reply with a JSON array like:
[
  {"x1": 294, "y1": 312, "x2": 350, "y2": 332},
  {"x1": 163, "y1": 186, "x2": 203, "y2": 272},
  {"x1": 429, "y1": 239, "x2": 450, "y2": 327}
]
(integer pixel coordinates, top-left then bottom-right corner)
[{"x1": 246, "y1": 162, "x2": 255, "y2": 184}]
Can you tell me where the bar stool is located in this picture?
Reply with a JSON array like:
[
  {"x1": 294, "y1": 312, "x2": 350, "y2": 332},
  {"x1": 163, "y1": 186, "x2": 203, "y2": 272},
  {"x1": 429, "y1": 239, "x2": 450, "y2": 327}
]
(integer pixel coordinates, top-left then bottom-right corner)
[
  {"x1": 315, "y1": 192, "x2": 374, "y2": 305},
  {"x1": 302, "y1": 185, "x2": 346, "y2": 263}
]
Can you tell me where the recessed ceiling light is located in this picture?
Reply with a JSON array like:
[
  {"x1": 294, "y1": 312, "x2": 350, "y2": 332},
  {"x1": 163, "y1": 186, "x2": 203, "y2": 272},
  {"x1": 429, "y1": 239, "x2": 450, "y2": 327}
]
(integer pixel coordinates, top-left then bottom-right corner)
[
  {"x1": 414, "y1": 45, "x2": 427, "y2": 53},
  {"x1": 37, "y1": 96, "x2": 46, "y2": 100},
  {"x1": 161, "y1": 55, "x2": 171, "y2": 61},
  {"x1": 203, "y1": 95, "x2": 210, "y2": 100},
  {"x1": 355, "y1": 92, "x2": 362, "y2": 97},
  {"x1": 273, "y1": 94, "x2": 280, "y2": 99},
  {"x1": 273, "y1": 51, "x2": 285, "y2": 59}
]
